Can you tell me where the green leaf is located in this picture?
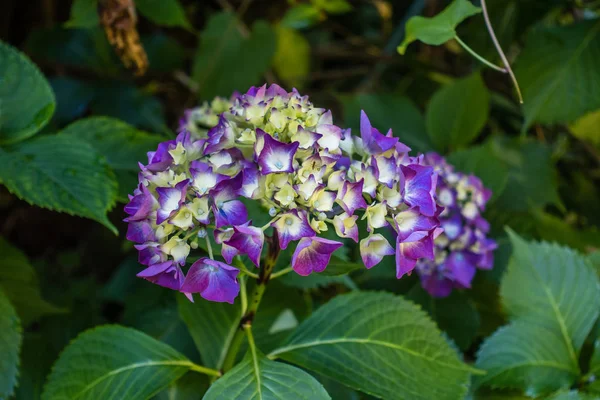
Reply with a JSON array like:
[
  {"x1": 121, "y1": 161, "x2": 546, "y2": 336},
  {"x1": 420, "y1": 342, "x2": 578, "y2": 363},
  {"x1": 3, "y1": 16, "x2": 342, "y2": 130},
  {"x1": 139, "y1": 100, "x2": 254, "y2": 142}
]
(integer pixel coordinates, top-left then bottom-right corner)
[
  {"x1": 252, "y1": 282, "x2": 310, "y2": 353},
  {"x1": 530, "y1": 210, "x2": 600, "y2": 252},
  {"x1": 269, "y1": 292, "x2": 472, "y2": 400},
  {"x1": 91, "y1": 83, "x2": 168, "y2": 134},
  {"x1": 447, "y1": 139, "x2": 509, "y2": 201},
  {"x1": 273, "y1": 26, "x2": 310, "y2": 89},
  {"x1": 136, "y1": 0, "x2": 192, "y2": 29},
  {"x1": 0, "y1": 288, "x2": 22, "y2": 399},
  {"x1": 493, "y1": 140, "x2": 562, "y2": 211},
  {"x1": 279, "y1": 273, "x2": 358, "y2": 290},
  {"x1": 340, "y1": 93, "x2": 433, "y2": 153},
  {"x1": 60, "y1": 117, "x2": 163, "y2": 201},
  {"x1": 425, "y1": 72, "x2": 490, "y2": 152},
  {"x1": 398, "y1": 0, "x2": 481, "y2": 54},
  {"x1": 155, "y1": 372, "x2": 209, "y2": 400},
  {"x1": 281, "y1": 4, "x2": 323, "y2": 29},
  {"x1": 177, "y1": 293, "x2": 240, "y2": 370},
  {"x1": 317, "y1": 256, "x2": 363, "y2": 276},
  {"x1": 49, "y1": 78, "x2": 95, "y2": 126},
  {"x1": 65, "y1": 0, "x2": 99, "y2": 28},
  {"x1": 569, "y1": 109, "x2": 600, "y2": 147},
  {"x1": 475, "y1": 322, "x2": 578, "y2": 396},
  {"x1": 0, "y1": 238, "x2": 65, "y2": 326},
  {"x1": 204, "y1": 351, "x2": 330, "y2": 400},
  {"x1": 516, "y1": 20, "x2": 600, "y2": 128},
  {"x1": 502, "y1": 230, "x2": 599, "y2": 354},
  {"x1": 42, "y1": 325, "x2": 198, "y2": 400},
  {"x1": 0, "y1": 41, "x2": 56, "y2": 145},
  {"x1": 142, "y1": 33, "x2": 187, "y2": 73},
  {"x1": 408, "y1": 287, "x2": 481, "y2": 351},
  {"x1": 0, "y1": 135, "x2": 118, "y2": 233},
  {"x1": 26, "y1": 28, "x2": 121, "y2": 77},
  {"x1": 475, "y1": 231, "x2": 600, "y2": 395},
  {"x1": 312, "y1": 0, "x2": 352, "y2": 14},
  {"x1": 193, "y1": 12, "x2": 276, "y2": 99}
]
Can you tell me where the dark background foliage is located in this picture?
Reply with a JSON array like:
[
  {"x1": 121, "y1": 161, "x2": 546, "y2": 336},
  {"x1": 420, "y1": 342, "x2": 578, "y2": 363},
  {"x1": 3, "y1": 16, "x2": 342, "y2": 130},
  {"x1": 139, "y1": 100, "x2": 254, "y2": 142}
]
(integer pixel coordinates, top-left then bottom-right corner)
[{"x1": 1, "y1": 0, "x2": 599, "y2": 399}]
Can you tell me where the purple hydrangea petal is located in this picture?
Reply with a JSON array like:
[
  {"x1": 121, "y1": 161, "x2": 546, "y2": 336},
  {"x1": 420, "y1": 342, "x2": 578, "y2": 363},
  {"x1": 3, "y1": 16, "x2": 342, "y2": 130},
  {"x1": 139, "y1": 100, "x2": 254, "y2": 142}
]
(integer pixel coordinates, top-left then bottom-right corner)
[
  {"x1": 446, "y1": 251, "x2": 478, "y2": 288},
  {"x1": 440, "y1": 213, "x2": 463, "y2": 241},
  {"x1": 395, "y1": 207, "x2": 439, "y2": 241},
  {"x1": 126, "y1": 220, "x2": 155, "y2": 243},
  {"x1": 146, "y1": 141, "x2": 175, "y2": 172},
  {"x1": 205, "y1": 115, "x2": 236, "y2": 154},
  {"x1": 272, "y1": 210, "x2": 316, "y2": 250},
  {"x1": 359, "y1": 111, "x2": 398, "y2": 154},
  {"x1": 420, "y1": 270, "x2": 454, "y2": 298},
  {"x1": 190, "y1": 161, "x2": 228, "y2": 196},
  {"x1": 257, "y1": 133, "x2": 299, "y2": 174},
  {"x1": 292, "y1": 237, "x2": 343, "y2": 276},
  {"x1": 360, "y1": 234, "x2": 395, "y2": 269},
  {"x1": 213, "y1": 200, "x2": 248, "y2": 228},
  {"x1": 396, "y1": 231, "x2": 434, "y2": 278},
  {"x1": 402, "y1": 164, "x2": 437, "y2": 217},
  {"x1": 181, "y1": 258, "x2": 240, "y2": 304},
  {"x1": 224, "y1": 222, "x2": 264, "y2": 267},
  {"x1": 124, "y1": 185, "x2": 156, "y2": 222},
  {"x1": 134, "y1": 242, "x2": 165, "y2": 266},
  {"x1": 156, "y1": 180, "x2": 189, "y2": 224},
  {"x1": 137, "y1": 261, "x2": 184, "y2": 291},
  {"x1": 337, "y1": 179, "x2": 368, "y2": 215}
]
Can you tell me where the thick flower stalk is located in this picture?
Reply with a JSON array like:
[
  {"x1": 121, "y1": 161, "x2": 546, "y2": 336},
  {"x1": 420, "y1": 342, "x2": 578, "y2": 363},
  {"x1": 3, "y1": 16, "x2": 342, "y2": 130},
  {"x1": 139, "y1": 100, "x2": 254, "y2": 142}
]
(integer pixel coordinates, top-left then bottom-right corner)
[
  {"x1": 415, "y1": 153, "x2": 497, "y2": 297},
  {"x1": 124, "y1": 84, "x2": 442, "y2": 304}
]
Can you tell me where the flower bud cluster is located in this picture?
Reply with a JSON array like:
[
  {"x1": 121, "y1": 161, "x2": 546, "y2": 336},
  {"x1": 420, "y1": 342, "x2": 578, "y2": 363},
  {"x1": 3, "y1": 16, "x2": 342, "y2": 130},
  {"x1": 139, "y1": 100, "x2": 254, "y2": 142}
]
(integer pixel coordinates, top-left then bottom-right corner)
[
  {"x1": 415, "y1": 153, "x2": 497, "y2": 297},
  {"x1": 125, "y1": 84, "x2": 443, "y2": 303}
]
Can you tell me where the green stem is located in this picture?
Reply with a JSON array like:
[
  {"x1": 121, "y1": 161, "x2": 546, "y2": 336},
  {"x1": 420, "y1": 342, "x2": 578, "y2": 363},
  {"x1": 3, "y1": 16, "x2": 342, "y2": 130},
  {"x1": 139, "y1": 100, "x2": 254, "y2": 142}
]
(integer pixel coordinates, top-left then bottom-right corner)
[
  {"x1": 221, "y1": 235, "x2": 281, "y2": 373},
  {"x1": 480, "y1": 0, "x2": 524, "y2": 104},
  {"x1": 454, "y1": 36, "x2": 507, "y2": 73},
  {"x1": 183, "y1": 361, "x2": 222, "y2": 377},
  {"x1": 271, "y1": 266, "x2": 293, "y2": 279},
  {"x1": 234, "y1": 257, "x2": 260, "y2": 279}
]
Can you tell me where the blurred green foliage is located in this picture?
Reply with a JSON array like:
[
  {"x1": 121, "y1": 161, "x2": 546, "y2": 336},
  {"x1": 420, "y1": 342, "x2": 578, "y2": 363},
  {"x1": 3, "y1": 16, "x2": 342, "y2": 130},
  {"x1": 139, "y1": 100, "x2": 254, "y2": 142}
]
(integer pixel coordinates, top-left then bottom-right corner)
[{"x1": 1, "y1": 0, "x2": 600, "y2": 398}]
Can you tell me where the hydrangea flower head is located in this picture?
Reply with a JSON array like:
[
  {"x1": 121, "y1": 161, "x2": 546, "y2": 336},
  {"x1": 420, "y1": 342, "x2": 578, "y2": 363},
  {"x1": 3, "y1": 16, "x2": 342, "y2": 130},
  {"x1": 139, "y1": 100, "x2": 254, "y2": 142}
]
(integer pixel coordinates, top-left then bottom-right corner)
[
  {"x1": 415, "y1": 153, "x2": 497, "y2": 297},
  {"x1": 125, "y1": 84, "x2": 443, "y2": 303}
]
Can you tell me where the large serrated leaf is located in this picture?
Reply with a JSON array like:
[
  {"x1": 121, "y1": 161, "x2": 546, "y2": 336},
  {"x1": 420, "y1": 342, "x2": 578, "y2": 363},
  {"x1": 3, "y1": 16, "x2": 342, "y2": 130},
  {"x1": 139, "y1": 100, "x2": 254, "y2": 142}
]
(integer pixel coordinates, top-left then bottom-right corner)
[
  {"x1": 0, "y1": 135, "x2": 118, "y2": 233},
  {"x1": 0, "y1": 41, "x2": 55, "y2": 145},
  {"x1": 60, "y1": 117, "x2": 163, "y2": 201},
  {"x1": 502, "y1": 230, "x2": 600, "y2": 356},
  {"x1": 398, "y1": 0, "x2": 481, "y2": 54},
  {"x1": 193, "y1": 12, "x2": 276, "y2": 99},
  {"x1": 42, "y1": 325, "x2": 196, "y2": 400},
  {"x1": 269, "y1": 292, "x2": 472, "y2": 400},
  {"x1": 425, "y1": 72, "x2": 490, "y2": 152},
  {"x1": 475, "y1": 231, "x2": 600, "y2": 395},
  {"x1": 0, "y1": 288, "x2": 22, "y2": 400},
  {"x1": 0, "y1": 238, "x2": 64, "y2": 326},
  {"x1": 204, "y1": 350, "x2": 330, "y2": 400},
  {"x1": 474, "y1": 322, "x2": 578, "y2": 396},
  {"x1": 516, "y1": 20, "x2": 600, "y2": 128}
]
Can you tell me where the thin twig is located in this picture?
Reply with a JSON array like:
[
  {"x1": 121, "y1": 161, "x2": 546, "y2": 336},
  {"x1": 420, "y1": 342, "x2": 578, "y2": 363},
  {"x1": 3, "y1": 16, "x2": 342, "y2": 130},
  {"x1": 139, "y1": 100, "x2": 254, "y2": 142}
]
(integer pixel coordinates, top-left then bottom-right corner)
[
  {"x1": 480, "y1": 0, "x2": 524, "y2": 103},
  {"x1": 454, "y1": 36, "x2": 507, "y2": 73}
]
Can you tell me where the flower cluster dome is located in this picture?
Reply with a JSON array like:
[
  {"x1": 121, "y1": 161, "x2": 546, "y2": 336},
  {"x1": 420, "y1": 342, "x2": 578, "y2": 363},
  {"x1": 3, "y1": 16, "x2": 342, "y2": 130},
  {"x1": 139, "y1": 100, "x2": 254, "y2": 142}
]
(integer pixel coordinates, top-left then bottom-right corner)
[
  {"x1": 415, "y1": 153, "x2": 497, "y2": 297},
  {"x1": 125, "y1": 84, "x2": 444, "y2": 303}
]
